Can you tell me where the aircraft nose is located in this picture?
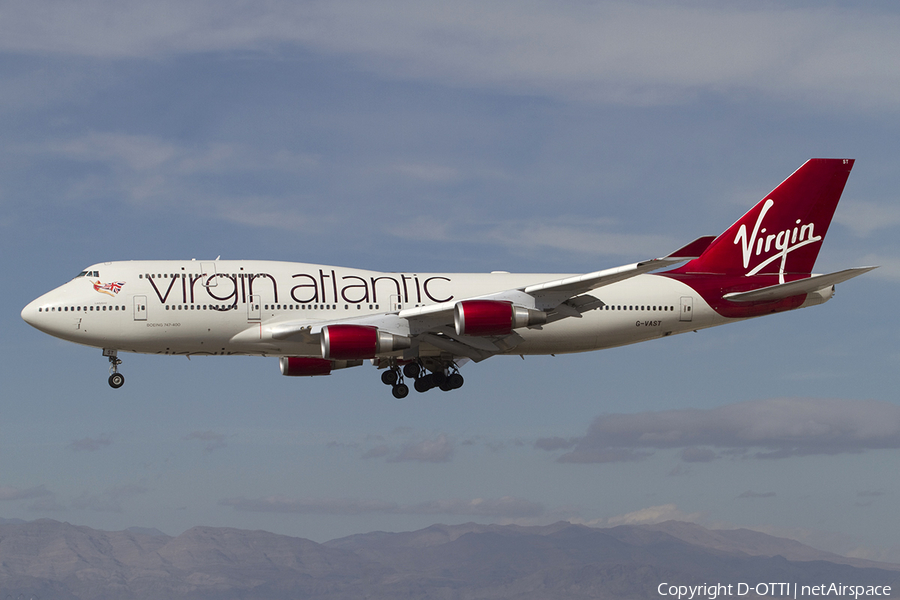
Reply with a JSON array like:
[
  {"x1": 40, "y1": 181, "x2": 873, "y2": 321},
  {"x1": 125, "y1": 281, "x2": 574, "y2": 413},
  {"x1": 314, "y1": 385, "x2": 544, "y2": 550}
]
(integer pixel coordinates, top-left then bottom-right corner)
[{"x1": 21, "y1": 299, "x2": 39, "y2": 327}]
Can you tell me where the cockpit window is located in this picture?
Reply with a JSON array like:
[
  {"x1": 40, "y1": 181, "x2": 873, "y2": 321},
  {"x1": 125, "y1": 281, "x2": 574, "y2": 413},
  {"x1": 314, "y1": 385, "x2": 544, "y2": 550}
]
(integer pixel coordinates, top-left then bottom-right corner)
[{"x1": 76, "y1": 270, "x2": 100, "y2": 278}]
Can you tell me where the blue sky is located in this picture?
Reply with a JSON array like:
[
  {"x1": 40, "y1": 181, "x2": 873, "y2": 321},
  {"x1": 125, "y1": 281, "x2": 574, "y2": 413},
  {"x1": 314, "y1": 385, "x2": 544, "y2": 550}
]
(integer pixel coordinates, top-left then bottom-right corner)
[{"x1": 3, "y1": 1, "x2": 899, "y2": 561}]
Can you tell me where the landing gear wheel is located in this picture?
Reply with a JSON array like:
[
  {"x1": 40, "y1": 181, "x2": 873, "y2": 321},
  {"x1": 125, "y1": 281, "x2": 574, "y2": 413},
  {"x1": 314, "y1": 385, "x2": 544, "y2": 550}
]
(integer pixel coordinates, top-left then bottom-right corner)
[
  {"x1": 414, "y1": 375, "x2": 434, "y2": 393},
  {"x1": 403, "y1": 363, "x2": 421, "y2": 379},
  {"x1": 392, "y1": 383, "x2": 409, "y2": 399},
  {"x1": 447, "y1": 373, "x2": 464, "y2": 390},
  {"x1": 105, "y1": 349, "x2": 124, "y2": 389},
  {"x1": 381, "y1": 369, "x2": 399, "y2": 386}
]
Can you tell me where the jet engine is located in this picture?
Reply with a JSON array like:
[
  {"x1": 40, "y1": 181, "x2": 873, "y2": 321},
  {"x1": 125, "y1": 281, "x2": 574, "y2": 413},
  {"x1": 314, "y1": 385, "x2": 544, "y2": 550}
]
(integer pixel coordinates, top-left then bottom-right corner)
[
  {"x1": 454, "y1": 300, "x2": 547, "y2": 336},
  {"x1": 320, "y1": 325, "x2": 411, "y2": 360},
  {"x1": 279, "y1": 356, "x2": 363, "y2": 376}
]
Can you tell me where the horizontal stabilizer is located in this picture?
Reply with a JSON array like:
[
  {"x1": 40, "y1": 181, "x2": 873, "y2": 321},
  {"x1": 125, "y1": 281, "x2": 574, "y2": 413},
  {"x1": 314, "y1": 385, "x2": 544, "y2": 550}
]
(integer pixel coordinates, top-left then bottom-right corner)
[{"x1": 722, "y1": 266, "x2": 877, "y2": 303}]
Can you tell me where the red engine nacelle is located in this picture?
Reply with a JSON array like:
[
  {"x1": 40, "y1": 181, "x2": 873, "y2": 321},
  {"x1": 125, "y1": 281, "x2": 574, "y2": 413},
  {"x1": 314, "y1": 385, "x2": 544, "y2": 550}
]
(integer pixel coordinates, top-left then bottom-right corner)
[
  {"x1": 320, "y1": 325, "x2": 411, "y2": 360},
  {"x1": 279, "y1": 357, "x2": 333, "y2": 376},
  {"x1": 454, "y1": 300, "x2": 547, "y2": 336},
  {"x1": 279, "y1": 356, "x2": 364, "y2": 376}
]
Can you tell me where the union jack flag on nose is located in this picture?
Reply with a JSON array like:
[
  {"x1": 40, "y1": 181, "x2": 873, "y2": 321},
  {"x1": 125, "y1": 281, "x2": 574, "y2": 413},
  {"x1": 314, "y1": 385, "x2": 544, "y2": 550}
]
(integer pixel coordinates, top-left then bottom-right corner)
[{"x1": 93, "y1": 280, "x2": 125, "y2": 296}]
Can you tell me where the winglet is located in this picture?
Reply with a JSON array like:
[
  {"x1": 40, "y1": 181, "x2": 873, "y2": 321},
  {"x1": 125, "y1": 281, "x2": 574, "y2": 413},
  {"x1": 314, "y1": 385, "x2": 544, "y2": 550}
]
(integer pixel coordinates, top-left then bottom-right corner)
[{"x1": 666, "y1": 236, "x2": 716, "y2": 260}]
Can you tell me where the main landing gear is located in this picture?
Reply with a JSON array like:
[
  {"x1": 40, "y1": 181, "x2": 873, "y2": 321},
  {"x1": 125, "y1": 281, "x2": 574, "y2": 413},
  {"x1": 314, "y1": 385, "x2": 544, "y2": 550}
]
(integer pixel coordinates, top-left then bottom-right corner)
[
  {"x1": 380, "y1": 366, "x2": 409, "y2": 398},
  {"x1": 104, "y1": 349, "x2": 125, "y2": 389},
  {"x1": 379, "y1": 360, "x2": 464, "y2": 397}
]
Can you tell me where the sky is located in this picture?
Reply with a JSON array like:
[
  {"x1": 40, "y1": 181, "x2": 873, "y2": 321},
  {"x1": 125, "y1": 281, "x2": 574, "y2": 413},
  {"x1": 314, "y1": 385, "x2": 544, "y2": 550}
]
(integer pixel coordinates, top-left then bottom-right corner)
[{"x1": 2, "y1": 0, "x2": 900, "y2": 562}]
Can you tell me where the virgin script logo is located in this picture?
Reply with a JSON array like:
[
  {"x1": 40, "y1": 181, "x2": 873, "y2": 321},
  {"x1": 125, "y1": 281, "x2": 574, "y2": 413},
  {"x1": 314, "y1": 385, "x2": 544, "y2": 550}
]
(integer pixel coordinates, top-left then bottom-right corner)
[{"x1": 733, "y1": 199, "x2": 822, "y2": 283}]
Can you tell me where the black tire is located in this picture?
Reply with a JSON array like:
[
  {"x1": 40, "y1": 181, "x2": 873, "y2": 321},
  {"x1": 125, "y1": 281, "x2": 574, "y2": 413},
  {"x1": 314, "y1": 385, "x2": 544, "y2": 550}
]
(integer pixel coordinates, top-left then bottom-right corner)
[
  {"x1": 392, "y1": 383, "x2": 409, "y2": 399},
  {"x1": 432, "y1": 370, "x2": 447, "y2": 386},
  {"x1": 448, "y1": 373, "x2": 464, "y2": 389},
  {"x1": 381, "y1": 369, "x2": 399, "y2": 386},
  {"x1": 403, "y1": 363, "x2": 420, "y2": 379},
  {"x1": 415, "y1": 375, "x2": 434, "y2": 393},
  {"x1": 108, "y1": 373, "x2": 125, "y2": 389}
]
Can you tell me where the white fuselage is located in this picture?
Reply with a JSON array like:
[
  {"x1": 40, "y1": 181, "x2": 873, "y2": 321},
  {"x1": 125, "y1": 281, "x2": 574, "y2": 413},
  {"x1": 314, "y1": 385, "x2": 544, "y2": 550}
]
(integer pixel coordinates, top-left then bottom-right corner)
[{"x1": 21, "y1": 260, "x2": 723, "y2": 359}]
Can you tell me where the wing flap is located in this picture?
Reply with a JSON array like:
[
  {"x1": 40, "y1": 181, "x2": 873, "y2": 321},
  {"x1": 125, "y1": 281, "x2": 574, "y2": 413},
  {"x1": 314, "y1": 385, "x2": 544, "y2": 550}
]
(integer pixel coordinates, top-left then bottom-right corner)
[{"x1": 722, "y1": 266, "x2": 877, "y2": 303}]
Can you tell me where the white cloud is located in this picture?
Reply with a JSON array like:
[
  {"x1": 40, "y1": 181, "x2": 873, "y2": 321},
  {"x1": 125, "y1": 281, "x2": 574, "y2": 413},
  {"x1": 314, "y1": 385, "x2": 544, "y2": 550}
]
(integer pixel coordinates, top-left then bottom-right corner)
[
  {"x1": 570, "y1": 503, "x2": 707, "y2": 528},
  {"x1": 41, "y1": 132, "x2": 317, "y2": 179},
  {"x1": 538, "y1": 398, "x2": 900, "y2": 463},
  {"x1": 858, "y1": 255, "x2": 900, "y2": 282},
  {"x1": 408, "y1": 497, "x2": 545, "y2": 518},
  {"x1": 577, "y1": 503, "x2": 900, "y2": 564},
  {"x1": 737, "y1": 490, "x2": 777, "y2": 499},
  {"x1": 184, "y1": 430, "x2": 231, "y2": 452},
  {"x1": 389, "y1": 216, "x2": 676, "y2": 258},
  {"x1": 386, "y1": 162, "x2": 461, "y2": 183},
  {"x1": 605, "y1": 504, "x2": 706, "y2": 527},
  {"x1": 390, "y1": 433, "x2": 454, "y2": 463},
  {"x1": 0, "y1": 485, "x2": 63, "y2": 512},
  {"x1": 220, "y1": 494, "x2": 544, "y2": 518},
  {"x1": 360, "y1": 444, "x2": 391, "y2": 459},
  {"x1": 2, "y1": 2, "x2": 900, "y2": 111},
  {"x1": 0, "y1": 485, "x2": 54, "y2": 501},
  {"x1": 835, "y1": 201, "x2": 900, "y2": 237},
  {"x1": 71, "y1": 484, "x2": 149, "y2": 513},
  {"x1": 69, "y1": 434, "x2": 113, "y2": 452},
  {"x1": 48, "y1": 132, "x2": 178, "y2": 171},
  {"x1": 26, "y1": 132, "x2": 323, "y2": 229},
  {"x1": 220, "y1": 496, "x2": 400, "y2": 515}
]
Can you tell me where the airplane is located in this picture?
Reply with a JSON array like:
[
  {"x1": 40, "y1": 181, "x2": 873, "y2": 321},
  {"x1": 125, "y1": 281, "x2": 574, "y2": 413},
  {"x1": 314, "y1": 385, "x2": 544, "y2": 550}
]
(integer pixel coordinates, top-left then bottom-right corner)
[{"x1": 21, "y1": 158, "x2": 875, "y2": 398}]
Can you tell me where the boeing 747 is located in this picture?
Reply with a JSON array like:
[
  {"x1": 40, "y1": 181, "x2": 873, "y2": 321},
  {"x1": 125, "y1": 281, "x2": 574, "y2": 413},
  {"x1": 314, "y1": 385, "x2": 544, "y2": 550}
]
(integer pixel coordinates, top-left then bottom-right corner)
[{"x1": 21, "y1": 159, "x2": 874, "y2": 397}]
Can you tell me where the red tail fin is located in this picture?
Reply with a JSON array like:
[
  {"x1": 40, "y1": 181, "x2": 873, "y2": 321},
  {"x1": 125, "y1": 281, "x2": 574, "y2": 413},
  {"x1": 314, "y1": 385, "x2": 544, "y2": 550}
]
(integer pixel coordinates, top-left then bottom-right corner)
[{"x1": 675, "y1": 159, "x2": 854, "y2": 280}]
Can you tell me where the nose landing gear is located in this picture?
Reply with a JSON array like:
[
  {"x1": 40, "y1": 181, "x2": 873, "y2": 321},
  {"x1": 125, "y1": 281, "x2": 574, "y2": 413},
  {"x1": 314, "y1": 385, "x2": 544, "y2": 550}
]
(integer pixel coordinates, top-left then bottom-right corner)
[{"x1": 104, "y1": 349, "x2": 125, "y2": 389}]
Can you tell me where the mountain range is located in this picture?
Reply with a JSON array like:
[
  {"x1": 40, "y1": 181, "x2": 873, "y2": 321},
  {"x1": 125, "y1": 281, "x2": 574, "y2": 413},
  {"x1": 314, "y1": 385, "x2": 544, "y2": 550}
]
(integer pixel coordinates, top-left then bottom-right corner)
[{"x1": 0, "y1": 518, "x2": 897, "y2": 599}]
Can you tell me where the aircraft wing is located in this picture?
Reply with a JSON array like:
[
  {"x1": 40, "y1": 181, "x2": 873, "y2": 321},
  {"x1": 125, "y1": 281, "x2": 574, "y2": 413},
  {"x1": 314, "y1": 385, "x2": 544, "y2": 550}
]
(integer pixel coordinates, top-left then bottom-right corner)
[
  {"x1": 521, "y1": 235, "x2": 715, "y2": 309},
  {"x1": 398, "y1": 235, "x2": 715, "y2": 329},
  {"x1": 393, "y1": 236, "x2": 715, "y2": 358},
  {"x1": 722, "y1": 266, "x2": 877, "y2": 303}
]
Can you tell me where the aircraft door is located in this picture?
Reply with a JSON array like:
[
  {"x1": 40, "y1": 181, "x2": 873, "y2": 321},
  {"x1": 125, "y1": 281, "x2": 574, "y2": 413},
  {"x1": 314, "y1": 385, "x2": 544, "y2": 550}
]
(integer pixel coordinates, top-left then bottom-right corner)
[
  {"x1": 679, "y1": 296, "x2": 693, "y2": 322},
  {"x1": 248, "y1": 295, "x2": 261, "y2": 321},
  {"x1": 133, "y1": 295, "x2": 147, "y2": 321},
  {"x1": 390, "y1": 294, "x2": 402, "y2": 311}
]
